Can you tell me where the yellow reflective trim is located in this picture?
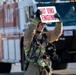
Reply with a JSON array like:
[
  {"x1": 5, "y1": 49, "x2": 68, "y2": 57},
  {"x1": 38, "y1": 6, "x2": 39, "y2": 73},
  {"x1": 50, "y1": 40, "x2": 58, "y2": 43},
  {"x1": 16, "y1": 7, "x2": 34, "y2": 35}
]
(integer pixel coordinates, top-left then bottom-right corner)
[
  {"x1": 31, "y1": 19, "x2": 40, "y2": 26},
  {"x1": 55, "y1": 38, "x2": 58, "y2": 41},
  {"x1": 24, "y1": 48, "x2": 30, "y2": 53},
  {"x1": 35, "y1": 48, "x2": 45, "y2": 54},
  {"x1": 38, "y1": 60, "x2": 46, "y2": 67},
  {"x1": 56, "y1": 22, "x2": 63, "y2": 28},
  {"x1": 27, "y1": 58, "x2": 35, "y2": 63}
]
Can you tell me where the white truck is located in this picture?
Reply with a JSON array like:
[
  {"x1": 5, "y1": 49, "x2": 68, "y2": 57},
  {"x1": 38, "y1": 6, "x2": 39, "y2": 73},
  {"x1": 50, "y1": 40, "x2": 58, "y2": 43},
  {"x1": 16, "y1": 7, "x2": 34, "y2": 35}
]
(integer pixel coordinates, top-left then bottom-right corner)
[{"x1": 0, "y1": 0, "x2": 76, "y2": 73}]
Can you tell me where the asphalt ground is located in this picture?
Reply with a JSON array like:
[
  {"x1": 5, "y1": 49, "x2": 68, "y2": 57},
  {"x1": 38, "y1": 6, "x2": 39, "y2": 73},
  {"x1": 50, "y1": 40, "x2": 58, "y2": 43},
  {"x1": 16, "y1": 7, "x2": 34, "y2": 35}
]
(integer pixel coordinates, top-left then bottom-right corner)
[{"x1": 11, "y1": 63, "x2": 76, "y2": 75}]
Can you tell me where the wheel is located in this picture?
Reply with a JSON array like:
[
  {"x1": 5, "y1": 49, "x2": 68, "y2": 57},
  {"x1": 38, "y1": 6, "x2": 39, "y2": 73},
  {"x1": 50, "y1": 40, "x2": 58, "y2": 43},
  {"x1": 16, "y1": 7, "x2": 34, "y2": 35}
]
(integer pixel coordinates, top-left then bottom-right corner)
[
  {"x1": 0, "y1": 63, "x2": 11, "y2": 73},
  {"x1": 20, "y1": 36, "x2": 26, "y2": 71},
  {"x1": 52, "y1": 63, "x2": 68, "y2": 70}
]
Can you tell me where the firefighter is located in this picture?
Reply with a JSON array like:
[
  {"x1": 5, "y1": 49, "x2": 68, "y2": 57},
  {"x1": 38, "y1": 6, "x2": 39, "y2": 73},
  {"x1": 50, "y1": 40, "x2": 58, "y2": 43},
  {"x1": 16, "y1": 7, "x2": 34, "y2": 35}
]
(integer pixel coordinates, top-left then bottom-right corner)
[{"x1": 24, "y1": 9, "x2": 63, "y2": 75}]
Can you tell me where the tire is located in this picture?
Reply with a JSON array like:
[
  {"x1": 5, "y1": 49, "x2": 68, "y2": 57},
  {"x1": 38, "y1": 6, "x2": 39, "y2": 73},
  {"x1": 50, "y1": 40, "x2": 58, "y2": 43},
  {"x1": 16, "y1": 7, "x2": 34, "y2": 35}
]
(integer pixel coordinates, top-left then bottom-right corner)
[
  {"x1": 0, "y1": 63, "x2": 11, "y2": 73},
  {"x1": 20, "y1": 36, "x2": 25, "y2": 71},
  {"x1": 52, "y1": 63, "x2": 68, "y2": 70}
]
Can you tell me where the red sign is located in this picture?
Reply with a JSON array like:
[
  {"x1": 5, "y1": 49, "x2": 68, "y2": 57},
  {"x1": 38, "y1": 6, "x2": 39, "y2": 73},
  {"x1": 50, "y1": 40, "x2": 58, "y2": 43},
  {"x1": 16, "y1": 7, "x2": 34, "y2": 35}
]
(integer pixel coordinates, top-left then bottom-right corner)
[{"x1": 38, "y1": 6, "x2": 59, "y2": 23}]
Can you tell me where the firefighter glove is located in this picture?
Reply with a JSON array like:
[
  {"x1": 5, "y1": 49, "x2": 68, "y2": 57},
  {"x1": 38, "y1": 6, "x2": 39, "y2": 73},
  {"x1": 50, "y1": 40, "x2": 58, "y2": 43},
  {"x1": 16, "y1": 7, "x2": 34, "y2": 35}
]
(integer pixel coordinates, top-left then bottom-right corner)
[{"x1": 54, "y1": 13, "x2": 62, "y2": 21}]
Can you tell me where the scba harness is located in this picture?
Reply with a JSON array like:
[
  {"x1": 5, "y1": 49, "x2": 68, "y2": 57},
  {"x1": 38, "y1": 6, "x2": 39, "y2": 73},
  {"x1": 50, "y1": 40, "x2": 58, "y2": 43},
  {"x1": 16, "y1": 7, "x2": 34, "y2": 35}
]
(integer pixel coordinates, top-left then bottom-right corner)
[{"x1": 27, "y1": 33, "x2": 47, "y2": 63}]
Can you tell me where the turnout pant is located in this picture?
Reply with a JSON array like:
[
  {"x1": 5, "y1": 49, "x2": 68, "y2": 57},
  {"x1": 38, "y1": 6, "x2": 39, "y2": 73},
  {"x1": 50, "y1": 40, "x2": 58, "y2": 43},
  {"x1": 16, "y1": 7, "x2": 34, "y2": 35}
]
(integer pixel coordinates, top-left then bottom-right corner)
[{"x1": 25, "y1": 63, "x2": 52, "y2": 75}]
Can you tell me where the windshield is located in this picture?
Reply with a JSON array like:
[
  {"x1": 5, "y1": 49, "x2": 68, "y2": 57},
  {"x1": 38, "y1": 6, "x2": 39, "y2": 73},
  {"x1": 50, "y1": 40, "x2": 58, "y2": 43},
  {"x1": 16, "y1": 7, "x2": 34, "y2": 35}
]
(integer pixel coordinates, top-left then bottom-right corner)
[{"x1": 37, "y1": 2, "x2": 76, "y2": 27}]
